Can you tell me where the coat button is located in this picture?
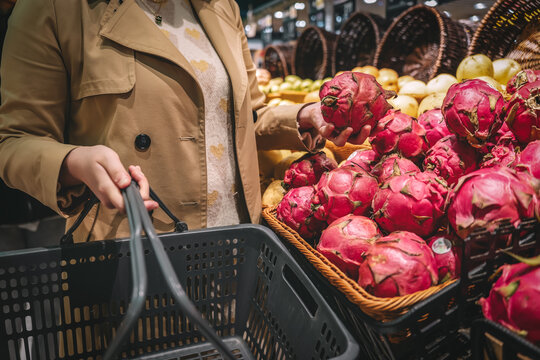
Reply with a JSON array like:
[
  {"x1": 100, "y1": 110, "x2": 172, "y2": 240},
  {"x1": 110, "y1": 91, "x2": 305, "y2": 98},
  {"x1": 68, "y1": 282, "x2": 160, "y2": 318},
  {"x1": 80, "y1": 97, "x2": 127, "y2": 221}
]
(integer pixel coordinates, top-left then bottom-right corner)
[{"x1": 135, "y1": 134, "x2": 151, "y2": 151}]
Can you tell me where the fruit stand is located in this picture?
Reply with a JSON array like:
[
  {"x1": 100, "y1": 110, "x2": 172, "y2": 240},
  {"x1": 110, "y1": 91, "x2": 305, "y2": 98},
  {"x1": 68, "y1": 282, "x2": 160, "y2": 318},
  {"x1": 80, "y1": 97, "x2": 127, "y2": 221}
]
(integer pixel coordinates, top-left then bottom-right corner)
[
  {"x1": 256, "y1": 0, "x2": 540, "y2": 359},
  {"x1": 0, "y1": 0, "x2": 539, "y2": 358}
]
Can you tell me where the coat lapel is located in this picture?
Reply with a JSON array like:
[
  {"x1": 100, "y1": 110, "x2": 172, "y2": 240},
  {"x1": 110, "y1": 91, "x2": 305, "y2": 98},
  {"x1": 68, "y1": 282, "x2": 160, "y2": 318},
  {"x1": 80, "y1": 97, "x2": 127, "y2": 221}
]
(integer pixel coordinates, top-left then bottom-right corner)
[
  {"x1": 98, "y1": 0, "x2": 247, "y2": 123},
  {"x1": 98, "y1": 0, "x2": 198, "y2": 82},
  {"x1": 191, "y1": 0, "x2": 248, "y2": 122}
]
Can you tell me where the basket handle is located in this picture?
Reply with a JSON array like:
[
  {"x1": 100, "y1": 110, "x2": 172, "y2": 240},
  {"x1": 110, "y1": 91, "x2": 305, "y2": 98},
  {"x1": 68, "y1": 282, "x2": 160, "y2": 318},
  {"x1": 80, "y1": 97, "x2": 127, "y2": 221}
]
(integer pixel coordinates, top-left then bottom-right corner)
[
  {"x1": 60, "y1": 186, "x2": 188, "y2": 244},
  {"x1": 102, "y1": 183, "x2": 148, "y2": 360},
  {"x1": 126, "y1": 182, "x2": 237, "y2": 360}
]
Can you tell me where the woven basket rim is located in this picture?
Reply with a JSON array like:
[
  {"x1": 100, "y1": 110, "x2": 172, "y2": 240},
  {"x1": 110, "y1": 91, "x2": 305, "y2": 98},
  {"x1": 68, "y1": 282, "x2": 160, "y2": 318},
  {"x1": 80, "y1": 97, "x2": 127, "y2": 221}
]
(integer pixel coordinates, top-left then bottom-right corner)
[
  {"x1": 293, "y1": 26, "x2": 336, "y2": 79},
  {"x1": 374, "y1": 4, "x2": 448, "y2": 78},
  {"x1": 333, "y1": 11, "x2": 383, "y2": 73},
  {"x1": 467, "y1": 0, "x2": 540, "y2": 59},
  {"x1": 264, "y1": 44, "x2": 293, "y2": 77},
  {"x1": 262, "y1": 206, "x2": 456, "y2": 321}
]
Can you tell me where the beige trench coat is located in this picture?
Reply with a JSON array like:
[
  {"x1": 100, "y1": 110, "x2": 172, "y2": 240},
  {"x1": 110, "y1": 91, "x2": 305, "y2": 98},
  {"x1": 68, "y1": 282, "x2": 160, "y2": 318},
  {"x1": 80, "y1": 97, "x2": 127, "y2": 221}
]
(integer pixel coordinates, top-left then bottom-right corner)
[{"x1": 0, "y1": 0, "x2": 318, "y2": 241}]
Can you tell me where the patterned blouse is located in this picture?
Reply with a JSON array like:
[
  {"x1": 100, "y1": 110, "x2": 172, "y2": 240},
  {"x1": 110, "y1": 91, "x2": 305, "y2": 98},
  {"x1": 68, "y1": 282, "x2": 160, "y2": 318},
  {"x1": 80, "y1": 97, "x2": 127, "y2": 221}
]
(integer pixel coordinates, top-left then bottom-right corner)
[{"x1": 136, "y1": 0, "x2": 247, "y2": 227}]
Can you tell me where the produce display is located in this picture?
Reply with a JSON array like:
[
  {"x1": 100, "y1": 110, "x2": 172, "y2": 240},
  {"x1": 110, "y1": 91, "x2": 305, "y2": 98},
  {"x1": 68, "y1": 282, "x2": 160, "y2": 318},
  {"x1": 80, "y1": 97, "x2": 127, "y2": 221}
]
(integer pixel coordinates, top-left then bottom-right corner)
[
  {"x1": 263, "y1": 54, "x2": 540, "y2": 306},
  {"x1": 479, "y1": 253, "x2": 540, "y2": 344}
]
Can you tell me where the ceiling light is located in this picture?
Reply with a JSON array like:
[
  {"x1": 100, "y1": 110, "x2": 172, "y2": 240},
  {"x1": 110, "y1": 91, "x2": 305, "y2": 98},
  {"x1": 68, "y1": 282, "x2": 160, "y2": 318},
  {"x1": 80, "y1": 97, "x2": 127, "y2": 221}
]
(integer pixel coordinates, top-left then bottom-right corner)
[
  {"x1": 296, "y1": 20, "x2": 306, "y2": 27},
  {"x1": 474, "y1": 3, "x2": 487, "y2": 9},
  {"x1": 364, "y1": 0, "x2": 377, "y2": 4},
  {"x1": 294, "y1": 2, "x2": 305, "y2": 10},
  {"x1": 424, "y1": 0, "x2": 438, "y2": 6},
  {"x1": 274, "y1": 11, "x2": 283, "y2": 19}
]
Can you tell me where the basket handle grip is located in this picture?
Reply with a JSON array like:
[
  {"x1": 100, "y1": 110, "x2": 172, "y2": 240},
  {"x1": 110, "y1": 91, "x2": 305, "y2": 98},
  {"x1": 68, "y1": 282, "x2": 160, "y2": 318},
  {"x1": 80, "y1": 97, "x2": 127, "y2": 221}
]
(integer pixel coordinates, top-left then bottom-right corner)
[
  {"x1": 102, "y1": 182, "x2": 148, "y2": 360},
  {"x1": 60, "y1": 186, "x2": 188, "y2": 244},
  {"x1": 126, "y1": 183, "x2": 237, "y2": 360}
]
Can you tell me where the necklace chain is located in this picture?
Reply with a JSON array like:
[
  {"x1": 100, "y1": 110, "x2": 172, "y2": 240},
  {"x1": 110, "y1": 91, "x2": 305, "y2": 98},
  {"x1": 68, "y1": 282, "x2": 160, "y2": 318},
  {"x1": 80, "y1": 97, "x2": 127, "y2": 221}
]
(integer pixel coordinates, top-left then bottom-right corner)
[{"x1": 139, "y1": 0, "x2": 167, "y2": 25}]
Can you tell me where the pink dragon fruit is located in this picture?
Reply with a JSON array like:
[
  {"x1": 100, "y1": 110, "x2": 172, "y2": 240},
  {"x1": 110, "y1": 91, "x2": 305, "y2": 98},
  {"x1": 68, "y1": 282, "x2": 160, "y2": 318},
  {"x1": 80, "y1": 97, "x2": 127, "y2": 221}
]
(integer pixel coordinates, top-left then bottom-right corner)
[
  {"x1": 480, "y1": 141, "x2": 520, "y2": 169},
  {"x1": 417, "y1": 109, "x2": 452, "y2": 148},
  {"x1": 312, "y1": 166, "x2": 379, "y2": 224},
  {"x1": 320, "y1": 72, "x2": 395, "y2": 136},
  {"x1": 517, "y1": 140, "x2": 540, "y2": 179},
  {"x1": 504, "y1": 80, "x2": 540, "y2": 145},
  {"x1": 506, "y1": 69, "x2": 540, "y2": 95},
  {"x1": 341, "y1": 149, "x2": 379, "y2": 171},
  {"x1": 446, "y1": 167, "x2": 538, "y2": 241},
  {"x1": 276, "y1": 186, "x2": 325, "y2": 241},
  {"x1": 427, "y1": 233, "x2": 462, "y2": 283},
  {"x1": 493, "y1": 122, "x2": 517, "y2": 145},
  {"x1": 479, "y1": 253, "x2": 540, "y2": 343},
  {"x1": 371, "y1": 154, "x2": 420, "y2": 183},
  {"x1": 283, "y1": 151, "x2": 338, "y2": 190},
  {"x1": 357, "y1": 231, "x2": 439, "y2": 297},
  {"x1": 423, "y1": 135, "x2": 478, "y2": 186},
  {"x1": 317, "y1": 215, "x2": 381, "y2": 279},
  {"x1": 372, "y1": 172, "x2": 450, "y2": 238},
  {"x1": 369, "y1": 110, "x2": 428, "y2": 162},
  {"x1": 442, "y1": 79, "x2": 505, "y2": 148}
]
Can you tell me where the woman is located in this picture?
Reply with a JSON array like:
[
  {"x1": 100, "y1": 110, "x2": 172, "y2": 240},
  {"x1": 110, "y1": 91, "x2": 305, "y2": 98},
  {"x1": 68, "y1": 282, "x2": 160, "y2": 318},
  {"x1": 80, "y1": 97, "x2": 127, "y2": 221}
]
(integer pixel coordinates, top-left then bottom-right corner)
[{"x1": 0, "y1": 0, "x2": 369, "y2": 242}]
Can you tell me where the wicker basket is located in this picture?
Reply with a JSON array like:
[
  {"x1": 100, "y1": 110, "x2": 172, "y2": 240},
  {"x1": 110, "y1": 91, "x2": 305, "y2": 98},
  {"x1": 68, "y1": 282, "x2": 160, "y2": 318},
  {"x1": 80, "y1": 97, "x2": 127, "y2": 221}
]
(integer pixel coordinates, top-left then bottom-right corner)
[
  {"x1": 262, "y1": 206, "x2": 456, "y2": 321},
  {"x1": 374, "y1": 5, "x2": 469, "y2": 82},
  {"x1": 293, "y1": 26, "x2": 338, "y2": 80},
  {"x1": 468, "y1": 0, "x2": 540, "y2": 70},
  {"x1": 333, "y1": 12, "x2": 386, "y2": 74},
  {"x1": 263, "y1": 42, "x2": 295, "y2": 78}
]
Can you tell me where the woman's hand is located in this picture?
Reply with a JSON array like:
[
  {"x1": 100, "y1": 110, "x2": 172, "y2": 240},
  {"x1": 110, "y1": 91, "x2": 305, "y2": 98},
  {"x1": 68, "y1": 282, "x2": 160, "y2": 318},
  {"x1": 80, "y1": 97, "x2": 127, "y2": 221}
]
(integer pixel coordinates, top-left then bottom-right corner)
[
  {"x1": 297, "y1": 102, "x2": 372, "y2": 147},
  {"x1": 59, "y1": 145, "x2": 159, "y2": 213}
]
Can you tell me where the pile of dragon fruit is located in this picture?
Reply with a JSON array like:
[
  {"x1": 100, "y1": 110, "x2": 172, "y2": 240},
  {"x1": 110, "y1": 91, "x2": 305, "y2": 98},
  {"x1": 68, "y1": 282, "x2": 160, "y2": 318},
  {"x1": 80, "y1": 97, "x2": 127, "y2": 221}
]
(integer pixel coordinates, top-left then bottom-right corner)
[{"x1": 276, "y1": 70, "x2": 540, "y2": 300}]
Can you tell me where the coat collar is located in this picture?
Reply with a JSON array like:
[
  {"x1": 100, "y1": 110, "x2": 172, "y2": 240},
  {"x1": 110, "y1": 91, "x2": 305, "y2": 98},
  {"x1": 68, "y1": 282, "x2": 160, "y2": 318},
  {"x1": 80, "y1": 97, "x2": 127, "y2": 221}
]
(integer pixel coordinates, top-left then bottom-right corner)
[{"x1": 98, "y1": 0, "x2": 247, "y2": 117}]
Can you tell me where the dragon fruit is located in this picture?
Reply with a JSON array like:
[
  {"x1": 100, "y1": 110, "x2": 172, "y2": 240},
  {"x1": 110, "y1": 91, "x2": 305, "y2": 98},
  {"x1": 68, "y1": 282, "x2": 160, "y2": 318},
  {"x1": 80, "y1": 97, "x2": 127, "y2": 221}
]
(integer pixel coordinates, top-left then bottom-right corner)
[
  {"x1": 479, "y1": 253, "x2": 540, "y2": 343},
  {"x1": 517, "y1": 140, "x2": 540, "y2": 179},
  {"x1": 369, "y1": 110, "x2": 428, "y2": 162},
  {"x1": 276, "y1": 186, "x2": 325, "y2": 241},
  {"x1": 427, "y1": 233, "x2": 461, "y2": 283},
  {"x1": 283, "y1": 151, "x2": 338, "y2": 190},
  {"x1": 341, "y1": 149, "x2": 379, "y2": 171},
  {"x1": 506, "y1": 69, "x2": 540, "y2": 95},
  {"x1": 480, "y1": 141, "x2": 520, "y2": 169},
  {"x1": 423, "y1": 135, "x2": 478, "y2": 186},
  {"x1": 417, "y1": 109, "x2": 452, "y2": 148},
  {"x1": 313, "y1": 166, "x2": 378, "y2": 224},
  {"x1": 317, "y1": 215, "x2": 381, "y2": 279},
  {"x1": 442, "y1": 79, "x2": 505, "y2": 148},
  {"x1": 371, "y1": 154, "x2": 420, "y2": 183},
  {"x1": 446, "y1": 167, "x2": 538, "y2": 242},
  {"x1": 320, "y1": 71, "x2": 395, "y2": 136},
  {"x1": 357, "y1": 231, "x2": 439, "y2": 297},
  {"x1": 372, "y1": 172, "x2": 450, "y2": 238},
  {"x1": 504, "y1": 80, "x2": 540, "y2": 144},
  {"x1": 493, "y1": 122, "x2": 517, "y2": 145}
]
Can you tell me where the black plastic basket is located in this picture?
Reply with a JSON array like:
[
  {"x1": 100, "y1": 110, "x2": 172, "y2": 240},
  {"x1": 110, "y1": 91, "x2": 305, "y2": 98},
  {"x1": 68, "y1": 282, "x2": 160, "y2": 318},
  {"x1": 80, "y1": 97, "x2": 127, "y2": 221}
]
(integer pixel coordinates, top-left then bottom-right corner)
[
  {"x1": 265, "y1": 216, "x2": 540, "y2": 360},
  {"x1": 0, "y1": 185, "x2": 359, "y2": 360},
  {"x1": 471, "y1": 318, "x2": 540, "y2": 360}
]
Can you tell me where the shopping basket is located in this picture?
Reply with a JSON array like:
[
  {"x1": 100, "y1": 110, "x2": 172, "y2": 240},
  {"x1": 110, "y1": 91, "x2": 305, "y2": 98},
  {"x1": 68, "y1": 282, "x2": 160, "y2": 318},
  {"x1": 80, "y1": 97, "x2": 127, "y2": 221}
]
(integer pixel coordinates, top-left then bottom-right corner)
[
  {"x1": 0, "y1": 183, "x2": 359, "y2": 359},
  {"x1": 263, "y1": 206, "x2": 540, "y2": 360}
]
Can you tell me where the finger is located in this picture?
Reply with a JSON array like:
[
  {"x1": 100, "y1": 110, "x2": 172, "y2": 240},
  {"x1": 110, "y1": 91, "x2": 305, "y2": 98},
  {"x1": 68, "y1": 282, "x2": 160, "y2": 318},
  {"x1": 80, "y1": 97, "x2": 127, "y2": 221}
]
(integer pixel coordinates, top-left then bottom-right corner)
[
  {"x1": 329, "y1": 127, "x2": 353, "y2": 147},
  {"x1": 349, "y1": 125, "x2": 372, "y2": 145},
  {"x1": 319, "y1": 123, "x2": 335, "y2": 139},
  {"x1": 89, "y1": 164, "x2": 126, "y2": 212},
  {"x1": 129, "y1": 165, "x2": 159, "y2": 211},
  {"x1": 129, "y1": 165, "x2": 150, "y2": 200},
  {"x1": 144, "y1": 200, "x2": 159, "y2": 211},
  {"x1": 97, "y1": 149, "x2": 131, "y2": 189}
]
